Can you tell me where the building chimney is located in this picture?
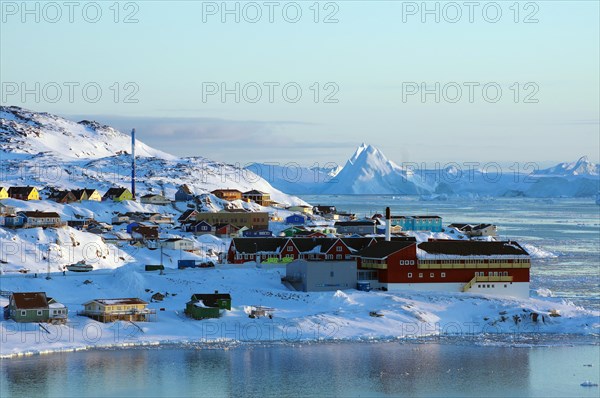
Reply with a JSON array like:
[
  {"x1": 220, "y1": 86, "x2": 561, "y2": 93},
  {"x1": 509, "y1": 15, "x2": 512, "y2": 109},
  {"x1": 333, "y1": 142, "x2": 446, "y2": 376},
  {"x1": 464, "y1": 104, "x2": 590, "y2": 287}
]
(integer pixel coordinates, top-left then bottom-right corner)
[
  {"x1": 385, "y1": 207, "x2": 391, "y2": 242},
  {"x1": 131, "y1": 128, "x2": 136, "y2": 200}
]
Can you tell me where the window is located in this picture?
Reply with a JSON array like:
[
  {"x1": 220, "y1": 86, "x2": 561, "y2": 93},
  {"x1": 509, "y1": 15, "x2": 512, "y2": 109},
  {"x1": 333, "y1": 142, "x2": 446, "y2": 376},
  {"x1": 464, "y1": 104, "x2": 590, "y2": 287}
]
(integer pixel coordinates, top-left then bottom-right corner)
[
  {"x1": 336, "y1": 246, "x2": 342, "y2": 252},
  {"x1": 430, "y1": 273, "x2": 434, "y2": 278},
  {"x1": 409, "y1": 260, "x2": 414, "y2": 265},
  {"x1": 336, "y1": 254, "x2": 342, "y2": 260},
  {"x1": 408, "y1": 273, "x2": 412, "y2": 278},
  {"x1": 441, "y1": 272, "x2": 446, "y2": 278},
  {"x1": 287, "y1": 247, "x2": 293, "y2": 252},
  {"x1": 21, "y1": 310, "x2": 26, "y2": 316},
  {"x1": 400, "y1": 260, "x2": 405, "y2": 265},
  {"x1": 419, "y1": 273, "x2": 423, "y2": 278},
  {"x1": 37, "y1": 310, "x2": 42, "y2": 316}
]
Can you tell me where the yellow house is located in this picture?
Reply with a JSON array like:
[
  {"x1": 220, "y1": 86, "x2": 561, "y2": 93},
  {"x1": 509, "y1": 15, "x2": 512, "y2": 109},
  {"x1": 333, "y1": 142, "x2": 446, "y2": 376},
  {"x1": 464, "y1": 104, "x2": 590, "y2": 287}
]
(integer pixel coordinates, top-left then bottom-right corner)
[
  {"x1": 80, "y1": 298, "x2": 155, "y2": 322},
  {"x1": 0, "y1": 187, "x2": 8, "y2": 200},
  {"x1": 7, "y1": 186, "x2": 39, "y2": 200},
  {"x1": 102, "y1": 187, "x2": 133, "y2": 202},
  {"x1": 72, "y1": 188, "x2": 102, "y2": 201}
]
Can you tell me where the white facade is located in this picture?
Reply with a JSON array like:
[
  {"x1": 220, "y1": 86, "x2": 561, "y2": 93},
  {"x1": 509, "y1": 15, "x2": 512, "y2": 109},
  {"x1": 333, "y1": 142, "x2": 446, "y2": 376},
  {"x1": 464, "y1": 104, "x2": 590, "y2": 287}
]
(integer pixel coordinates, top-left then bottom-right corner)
[{"x1": 385, "y1": 282, "x2": 529, "y2": 299}]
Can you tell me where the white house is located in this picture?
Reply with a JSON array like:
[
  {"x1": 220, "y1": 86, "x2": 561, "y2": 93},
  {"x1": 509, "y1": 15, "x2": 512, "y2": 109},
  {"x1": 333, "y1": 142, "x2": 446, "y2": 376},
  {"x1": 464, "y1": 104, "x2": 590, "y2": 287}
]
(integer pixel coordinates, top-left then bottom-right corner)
[
  {"x1": 161, "y1": 238, "x2": 195, "y2": 251},
  {"x1": 140, "y1": 194, "x2": 171, "y2": 205}
]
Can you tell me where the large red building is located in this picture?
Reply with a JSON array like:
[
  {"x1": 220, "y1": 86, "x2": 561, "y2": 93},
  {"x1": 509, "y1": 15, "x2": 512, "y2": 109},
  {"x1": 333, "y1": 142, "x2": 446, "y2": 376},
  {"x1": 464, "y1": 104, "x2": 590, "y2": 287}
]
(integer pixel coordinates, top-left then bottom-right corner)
[
  {"x1": 227, "y1": 237, "x2": 406, "y2": 264},
  {"x1": 357, "y1": 240, "x2": 531, "y2": 298}
]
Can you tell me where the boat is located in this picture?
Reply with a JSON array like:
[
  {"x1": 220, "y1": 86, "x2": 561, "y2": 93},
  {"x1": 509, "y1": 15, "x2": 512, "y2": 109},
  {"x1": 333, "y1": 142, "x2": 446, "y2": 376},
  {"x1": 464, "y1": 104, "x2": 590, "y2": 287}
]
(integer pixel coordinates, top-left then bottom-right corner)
[{"x1": 66, "y1": 261, "x2": 93, "y2": 272}]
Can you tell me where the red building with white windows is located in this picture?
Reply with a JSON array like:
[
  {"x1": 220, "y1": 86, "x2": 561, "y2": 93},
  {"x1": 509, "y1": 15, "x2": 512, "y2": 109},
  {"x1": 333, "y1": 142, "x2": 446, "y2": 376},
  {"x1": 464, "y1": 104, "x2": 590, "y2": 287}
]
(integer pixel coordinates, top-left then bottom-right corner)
[{"x1": 357, "y1": 239, "x2": 531, "y2": 298}]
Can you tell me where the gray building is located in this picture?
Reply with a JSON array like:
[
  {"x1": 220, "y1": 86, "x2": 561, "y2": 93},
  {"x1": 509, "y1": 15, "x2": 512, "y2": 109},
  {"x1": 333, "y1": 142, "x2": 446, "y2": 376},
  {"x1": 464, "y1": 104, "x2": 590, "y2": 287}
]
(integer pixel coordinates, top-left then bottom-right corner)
[
  {"x1": 284, "y1": 260, "x2": 357, "y2": 292},
  {"x1": 334, "y1": 220, "x2": 377, "y2": 235}
]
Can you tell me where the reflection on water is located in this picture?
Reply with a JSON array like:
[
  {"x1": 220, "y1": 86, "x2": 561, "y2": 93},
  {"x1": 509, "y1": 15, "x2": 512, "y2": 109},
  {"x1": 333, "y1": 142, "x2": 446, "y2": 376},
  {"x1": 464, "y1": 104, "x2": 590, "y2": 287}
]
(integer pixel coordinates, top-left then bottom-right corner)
[{"x1": 2, "y1": 342, "x2": 599, "y2": 397}]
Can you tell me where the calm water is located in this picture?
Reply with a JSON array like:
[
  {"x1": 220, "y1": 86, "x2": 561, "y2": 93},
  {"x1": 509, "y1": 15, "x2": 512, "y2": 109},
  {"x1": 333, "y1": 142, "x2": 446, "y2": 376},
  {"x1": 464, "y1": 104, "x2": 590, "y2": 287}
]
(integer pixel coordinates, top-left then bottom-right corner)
[
  {"x1": 2, "y1": 342, "x2": 600, "y2": 397},
  {"x1": 2, "y1": 197, "x2": 599, "y2": 397},
  {"x1": 301, "y1": 196, "x2": 600, "y2": 311}
]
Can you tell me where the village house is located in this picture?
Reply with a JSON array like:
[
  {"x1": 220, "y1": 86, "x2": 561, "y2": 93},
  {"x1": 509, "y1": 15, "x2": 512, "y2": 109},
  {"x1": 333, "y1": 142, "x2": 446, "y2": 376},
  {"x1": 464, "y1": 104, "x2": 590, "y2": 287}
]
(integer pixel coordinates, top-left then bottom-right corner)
[
  {"x1": 242, "y1": 228, "x2": 273, "y2": 238},
  {"x1": 0, "y1": 202, "x2": 15, "y2": 216},
  {"x1": 285, "y1": 214, "x2": 307, "y2": 225},
  {"x1": 5, "y1": 292, "x2": 68, "y2": 324},
  {"x1": 177, "y1": 209, "x2": 199, "y2": 224},
  {"x1": 211, "y1": 189, "x2": 243, "y2": 201},
  {"x1": 161, "y1": 238, "x2": 195, "y2": 251},
  {"x1": 186, "y1": 220, "x2": 215, "y2": 235},
  {"x1": 195, "y1": 211, "x2": 269, "y2": 230},
  {"x1": 140, "y1": 194, "x2": 171, "y2": 205},
  {"x1": 448, "y1": 223, "x2": 498, "y2": 238},
  {"x1": 0, "y1": 187, "x2": 9, "y2": 200},
  {"x1": 111, "y1": 214, "x2": 130, "y2": 225},
  {"x1": 214, "y1": 223, "x2": 240, "y2": 237},
  {"x1": 128, "y1": 223, "x2": 160, "y2": 242},
  {"x1": 8, "y1": 186, "x2": 39, "y2": 201},
  {"x1": 79, "y1": 298, "x2": 155, "y2": 322},
  {"x1": 18, "y1": 211, "x2": 63, "y2": 228},
  {"x1": 334, "y1": 220, "x2": 377, "y2": 235},
  {"x1": 356, "y1": 239, "x2": 530, "y2": 298},
  {"x1": 102, "y1": 187, "x2": 133, "y2": 202},
  {"x1": 287, "y1": 205, "x2": 313, "y2": 215},
  {"x1": 312, "y1": 205, "x2": 336, "y2": 216},
  {"x1": 388, "y1": 215, "x2": 443, "y2": 232},
  {"x1": 71, "y1": 188, "x2": 102, "y2": 201},
  {"x1": 184, "y1": 292, "x2": 232, "y2": 319},
  {"x1": 47, "y1": 189, "x2": 77, "y2": 204},
  {"x1": 242, "y1": 190, "x2": 271, "y2": 206},
  {"x1": 175, "y1": 184, "x2": 195, "y2": 201},
  {"x1": 101, "y1": 231, "x2": 133, "y2": 245}
]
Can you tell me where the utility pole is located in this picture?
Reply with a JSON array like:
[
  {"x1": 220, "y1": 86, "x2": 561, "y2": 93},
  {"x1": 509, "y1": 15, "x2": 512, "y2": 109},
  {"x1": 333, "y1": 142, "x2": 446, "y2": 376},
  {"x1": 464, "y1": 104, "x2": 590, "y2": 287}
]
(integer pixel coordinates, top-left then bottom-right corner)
[{"x1": 45, "y1": 247, "x2": 52, "y2": 280}]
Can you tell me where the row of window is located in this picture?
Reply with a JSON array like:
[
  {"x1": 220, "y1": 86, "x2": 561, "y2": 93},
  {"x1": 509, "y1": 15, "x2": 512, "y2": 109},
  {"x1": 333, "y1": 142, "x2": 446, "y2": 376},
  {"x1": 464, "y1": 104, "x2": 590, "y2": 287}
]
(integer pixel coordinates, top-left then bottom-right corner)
[
  {"x1": 419, "y1": 259, "x2": 529, "y2": 265},
  {"x1": 407, "y1": 272, "x2": 446, "y2": 279},
  {"x1": 477, "y1": 284, "x2": 509, "y2": 288},
  {"x1": 20, "y1": 309, "x2": 65, "y2": 316},
  {"x1": 475, "y1": 271, "x2": 509, "y2": 276},
  {"x1": 399, "y1": 260, "x2": 415, "y2": 265}
]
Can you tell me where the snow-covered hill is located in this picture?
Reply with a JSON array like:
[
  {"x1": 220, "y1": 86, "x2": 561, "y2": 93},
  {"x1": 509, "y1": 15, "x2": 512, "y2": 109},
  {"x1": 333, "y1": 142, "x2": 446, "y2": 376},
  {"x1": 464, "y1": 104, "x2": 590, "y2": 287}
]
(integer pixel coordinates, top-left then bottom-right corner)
[
  {"x1": 0, "y1": 106, "x2": 305, "y2": 206},
  {"x1": 251, "y1": 143, "x2": 599, "y2": 197}
]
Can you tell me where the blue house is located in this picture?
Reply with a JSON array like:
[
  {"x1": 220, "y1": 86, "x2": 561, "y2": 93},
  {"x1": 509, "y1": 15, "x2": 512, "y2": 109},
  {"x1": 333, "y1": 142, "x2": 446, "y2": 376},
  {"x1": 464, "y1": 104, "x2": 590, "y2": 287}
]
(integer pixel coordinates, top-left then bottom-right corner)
[
  {"x1": 285, "y1": 214, "x2": 307, "y2": 225},
  {"x1": 188, "y1": 221, "x2": 214, "y2": 235},
  {"x1": 242, "y1": 229, "x2": 273, "y2": 238},
  {"x1": 126, "y1": 222, "x2": 139, "y2": 234},
  {"x1": 175, "y1": 185, "x2": 194, "y2": 202},
  {"x1": 390, "y1": 215, "x2": 442, "y2": 232}
]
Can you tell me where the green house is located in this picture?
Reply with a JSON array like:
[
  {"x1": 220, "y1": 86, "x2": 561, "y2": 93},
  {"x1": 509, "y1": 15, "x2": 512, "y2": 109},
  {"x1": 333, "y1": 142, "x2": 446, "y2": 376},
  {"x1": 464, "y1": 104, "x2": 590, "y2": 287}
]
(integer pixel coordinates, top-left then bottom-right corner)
[
  {"x1": 185, "y1": 292, "x2": 231, "y2": 320},
  {"x1": 102, "y1": 187, "x2": 133, "y2": 202},
  {"x1": 6, "y1": 292, "x2": 68, "y2": 324},
  {"x1": 281, "y1": 226, "x2": 307, "y2": 237}
]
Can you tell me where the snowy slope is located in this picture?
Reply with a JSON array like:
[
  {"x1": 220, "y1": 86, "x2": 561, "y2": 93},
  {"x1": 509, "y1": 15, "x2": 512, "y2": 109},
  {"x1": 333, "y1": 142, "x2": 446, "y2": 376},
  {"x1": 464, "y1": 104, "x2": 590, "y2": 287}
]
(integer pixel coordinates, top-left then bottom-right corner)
[
  {"x1": 0, "y1": 106, "x2": 173, "y2": 160},
  {"x1": 0, "y1": 106, "x2": 306, "y2": 206}
]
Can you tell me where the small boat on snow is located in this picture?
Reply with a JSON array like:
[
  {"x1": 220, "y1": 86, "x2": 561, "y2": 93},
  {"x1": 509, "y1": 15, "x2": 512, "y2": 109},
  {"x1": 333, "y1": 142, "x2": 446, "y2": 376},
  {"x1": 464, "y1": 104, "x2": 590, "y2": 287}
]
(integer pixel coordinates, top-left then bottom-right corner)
[{"x1": 66, "y1": 261, "x2": 93, "y2": 272}]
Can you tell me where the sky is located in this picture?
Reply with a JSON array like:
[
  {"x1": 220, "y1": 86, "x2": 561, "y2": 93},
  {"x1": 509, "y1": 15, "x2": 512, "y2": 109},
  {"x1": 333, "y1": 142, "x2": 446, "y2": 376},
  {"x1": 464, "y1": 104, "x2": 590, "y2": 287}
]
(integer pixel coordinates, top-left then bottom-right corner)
[{"x1": 1, "y1": 1, "x2": 599, "y2": 166}]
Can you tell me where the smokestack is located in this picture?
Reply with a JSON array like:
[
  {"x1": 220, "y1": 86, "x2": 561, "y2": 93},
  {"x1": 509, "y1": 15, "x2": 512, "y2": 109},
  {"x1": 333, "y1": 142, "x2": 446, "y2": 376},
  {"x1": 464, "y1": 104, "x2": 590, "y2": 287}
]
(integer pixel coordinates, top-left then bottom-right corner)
[
  {"x1": 385, "y1": 207, "x2": 391, "y2": 242},
  {"x1": 131, "y1": 128, "x2": 136, "y2": 200}
]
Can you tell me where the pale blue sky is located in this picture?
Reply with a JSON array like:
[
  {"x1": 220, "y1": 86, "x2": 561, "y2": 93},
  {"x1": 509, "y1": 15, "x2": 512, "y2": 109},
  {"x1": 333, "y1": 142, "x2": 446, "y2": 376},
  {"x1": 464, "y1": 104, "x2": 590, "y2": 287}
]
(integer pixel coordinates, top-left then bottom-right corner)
[{"x1": 1, "y1": 1, "x2": 598, "y2": 166}]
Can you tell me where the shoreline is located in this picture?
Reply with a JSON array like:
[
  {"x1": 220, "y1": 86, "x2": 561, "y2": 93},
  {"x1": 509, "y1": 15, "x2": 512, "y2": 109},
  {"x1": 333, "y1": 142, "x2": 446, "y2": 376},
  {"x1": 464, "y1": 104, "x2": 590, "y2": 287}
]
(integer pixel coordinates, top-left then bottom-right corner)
[{"x1": 3, "y1": 331, "x2": 599, "y2": 360}]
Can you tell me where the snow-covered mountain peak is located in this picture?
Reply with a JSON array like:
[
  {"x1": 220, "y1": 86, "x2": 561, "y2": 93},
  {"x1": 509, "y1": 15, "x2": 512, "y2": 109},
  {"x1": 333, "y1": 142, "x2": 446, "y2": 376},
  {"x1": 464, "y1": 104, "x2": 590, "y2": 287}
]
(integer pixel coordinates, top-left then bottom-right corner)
[
  {"x1": 536, "y1": 156, "x2": 599, "y2": 177},
  {"x1": 0, "y1": 106, "x2": 174, "y2": 160}
]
